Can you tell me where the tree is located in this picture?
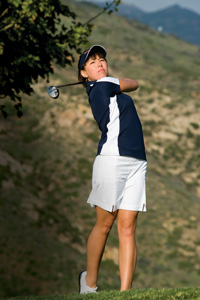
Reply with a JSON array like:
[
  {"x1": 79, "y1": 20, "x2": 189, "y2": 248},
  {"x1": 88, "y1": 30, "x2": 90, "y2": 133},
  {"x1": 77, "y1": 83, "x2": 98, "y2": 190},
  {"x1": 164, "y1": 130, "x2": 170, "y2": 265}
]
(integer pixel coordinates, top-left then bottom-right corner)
[{"x1": 0, "y1": 0, "x2": 121, "y2": 117}]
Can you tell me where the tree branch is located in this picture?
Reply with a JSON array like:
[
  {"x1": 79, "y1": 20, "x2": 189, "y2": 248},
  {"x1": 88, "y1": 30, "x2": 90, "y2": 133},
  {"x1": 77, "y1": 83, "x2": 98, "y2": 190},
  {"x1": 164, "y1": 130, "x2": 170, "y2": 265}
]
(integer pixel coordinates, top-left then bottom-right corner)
[
  {"x1": 0, "y1": 8, "x2": 9, "y2": 19},
  {"x1": 0, "y1": 23, "x2": 14, "y2": 32},
  {"x1": 83, "y1": 0, "x2": 121, "y2": 26}
]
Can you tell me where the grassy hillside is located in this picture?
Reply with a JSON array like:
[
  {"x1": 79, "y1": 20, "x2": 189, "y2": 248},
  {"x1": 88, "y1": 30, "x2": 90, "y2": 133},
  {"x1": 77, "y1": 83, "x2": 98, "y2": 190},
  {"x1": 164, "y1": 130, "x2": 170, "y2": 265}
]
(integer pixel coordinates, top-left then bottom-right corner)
[{"x1": 0, "y1": 0, "x2": 200, "y2": 297}]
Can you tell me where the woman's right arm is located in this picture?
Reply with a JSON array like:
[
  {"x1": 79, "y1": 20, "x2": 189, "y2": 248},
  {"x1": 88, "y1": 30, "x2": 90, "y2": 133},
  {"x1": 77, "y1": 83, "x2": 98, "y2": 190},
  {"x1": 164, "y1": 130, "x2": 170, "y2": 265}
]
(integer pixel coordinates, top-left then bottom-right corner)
[{"x1": 119, "y1": 78, "x2": 139, "y2": 93}]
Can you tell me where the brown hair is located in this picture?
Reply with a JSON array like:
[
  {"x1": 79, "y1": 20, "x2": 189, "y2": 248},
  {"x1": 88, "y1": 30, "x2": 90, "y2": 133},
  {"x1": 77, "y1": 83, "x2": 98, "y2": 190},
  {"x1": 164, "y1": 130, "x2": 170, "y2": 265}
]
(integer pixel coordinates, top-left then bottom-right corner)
[{"x1": 78, "y1": 52, "x2": 107, "y2": 88}]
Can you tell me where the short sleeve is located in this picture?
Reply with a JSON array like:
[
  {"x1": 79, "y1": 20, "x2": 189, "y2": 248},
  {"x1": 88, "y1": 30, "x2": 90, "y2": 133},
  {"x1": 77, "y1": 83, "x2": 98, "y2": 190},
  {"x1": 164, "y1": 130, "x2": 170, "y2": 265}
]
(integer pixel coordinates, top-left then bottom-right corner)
[
  {"x1": 96, "y1": 77, "x2": 120, "y2": 96},
  {"x1": 88, "y1": 77, "x2": 120, "y2": 127}
]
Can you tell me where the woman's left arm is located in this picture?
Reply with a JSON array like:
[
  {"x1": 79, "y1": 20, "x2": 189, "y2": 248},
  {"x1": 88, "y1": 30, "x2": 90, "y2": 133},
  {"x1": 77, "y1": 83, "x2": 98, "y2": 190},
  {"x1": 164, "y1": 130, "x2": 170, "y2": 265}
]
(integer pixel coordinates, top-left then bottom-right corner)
[{"x1": 119, "y1": 78, "x2": 139, "y2": 92}]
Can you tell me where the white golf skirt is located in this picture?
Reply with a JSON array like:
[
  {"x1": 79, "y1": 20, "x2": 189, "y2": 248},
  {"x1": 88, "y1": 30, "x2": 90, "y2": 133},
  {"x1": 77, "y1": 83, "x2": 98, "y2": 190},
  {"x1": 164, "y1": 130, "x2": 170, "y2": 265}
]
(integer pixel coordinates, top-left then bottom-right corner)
[{"x1": 87, "y1": 155, "x2": 147, "y2": 212}]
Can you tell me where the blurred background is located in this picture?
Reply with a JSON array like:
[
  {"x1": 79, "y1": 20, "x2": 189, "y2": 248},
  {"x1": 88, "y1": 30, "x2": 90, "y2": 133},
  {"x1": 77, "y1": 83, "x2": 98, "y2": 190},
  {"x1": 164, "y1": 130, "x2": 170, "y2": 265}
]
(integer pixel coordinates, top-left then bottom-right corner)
[
  {"x1": 90, "y1": 0, "x2": 200, "y2": 14},
  {"x1": 0, "y1": 0, "x2": 200, "y2": 297}
]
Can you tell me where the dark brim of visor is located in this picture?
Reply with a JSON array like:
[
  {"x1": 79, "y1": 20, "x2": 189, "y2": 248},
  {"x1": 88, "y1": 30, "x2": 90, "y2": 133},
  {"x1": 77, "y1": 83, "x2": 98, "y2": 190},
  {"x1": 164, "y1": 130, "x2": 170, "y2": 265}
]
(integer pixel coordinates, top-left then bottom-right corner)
[{"x1": 78, "y1": 44, "x2": 107, "y2": 70}]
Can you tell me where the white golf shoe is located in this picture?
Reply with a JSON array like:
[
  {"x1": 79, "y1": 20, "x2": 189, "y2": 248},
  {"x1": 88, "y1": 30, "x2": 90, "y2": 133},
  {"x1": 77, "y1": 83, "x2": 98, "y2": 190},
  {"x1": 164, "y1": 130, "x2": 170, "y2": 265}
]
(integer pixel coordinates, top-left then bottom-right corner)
[{"x1": 79, "y1": 271, "x2": 98, "y2": 294}]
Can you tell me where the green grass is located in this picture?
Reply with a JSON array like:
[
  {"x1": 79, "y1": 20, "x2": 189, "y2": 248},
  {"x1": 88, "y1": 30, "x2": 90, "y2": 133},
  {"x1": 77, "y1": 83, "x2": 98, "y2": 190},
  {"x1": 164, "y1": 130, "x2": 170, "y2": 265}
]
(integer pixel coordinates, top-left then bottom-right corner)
[{"x1": 2, "y1": 287, "x2": 200, "y2": 300}]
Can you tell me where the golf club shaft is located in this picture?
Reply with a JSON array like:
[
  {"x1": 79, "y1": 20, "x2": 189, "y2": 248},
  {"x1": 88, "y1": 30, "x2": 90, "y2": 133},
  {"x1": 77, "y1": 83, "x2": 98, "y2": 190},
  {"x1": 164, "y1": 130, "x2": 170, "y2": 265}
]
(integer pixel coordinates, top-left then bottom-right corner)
[{"x1": 56, "y1": 82, "x2": 83, "y2": 88}]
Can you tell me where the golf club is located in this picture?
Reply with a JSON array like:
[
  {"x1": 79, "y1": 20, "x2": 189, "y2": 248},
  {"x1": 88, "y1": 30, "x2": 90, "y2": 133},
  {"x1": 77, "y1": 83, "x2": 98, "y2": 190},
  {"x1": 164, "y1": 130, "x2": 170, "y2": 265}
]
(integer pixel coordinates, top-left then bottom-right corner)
[{"x1": 47, "y1": 81, "x2": 83, "y2": 99}]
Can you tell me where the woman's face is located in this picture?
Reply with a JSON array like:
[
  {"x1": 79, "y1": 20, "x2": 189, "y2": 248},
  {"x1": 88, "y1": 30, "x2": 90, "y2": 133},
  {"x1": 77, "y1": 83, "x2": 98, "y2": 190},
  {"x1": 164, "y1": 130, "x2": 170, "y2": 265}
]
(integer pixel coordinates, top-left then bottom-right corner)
[{"x1": 81, "y1": 54, "x2": 108, "y2": 82}]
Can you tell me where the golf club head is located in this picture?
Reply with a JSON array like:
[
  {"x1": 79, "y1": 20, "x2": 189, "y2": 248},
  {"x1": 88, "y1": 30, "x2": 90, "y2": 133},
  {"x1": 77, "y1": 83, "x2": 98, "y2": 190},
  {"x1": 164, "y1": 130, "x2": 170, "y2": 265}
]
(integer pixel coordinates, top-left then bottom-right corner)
[{"x1": 47, "y1": 86, "x2": 59, "y2": 99}]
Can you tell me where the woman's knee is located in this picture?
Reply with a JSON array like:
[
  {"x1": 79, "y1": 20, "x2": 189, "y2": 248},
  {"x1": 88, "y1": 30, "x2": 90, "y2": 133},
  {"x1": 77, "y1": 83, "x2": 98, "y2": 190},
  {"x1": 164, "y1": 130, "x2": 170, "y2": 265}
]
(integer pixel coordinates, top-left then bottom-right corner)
[
  {"x1": 118, "y1": 223, "x2": 134, "y2": 240},
  {"x1": 117, "y1": 211, "x2": 138, "y2": 239},
  {"x1": 95, "y1": 207, "x2": 117, "y2": 235},
  {"x1": 95, "y1": 219, "x2": 114, "y2": 235}
]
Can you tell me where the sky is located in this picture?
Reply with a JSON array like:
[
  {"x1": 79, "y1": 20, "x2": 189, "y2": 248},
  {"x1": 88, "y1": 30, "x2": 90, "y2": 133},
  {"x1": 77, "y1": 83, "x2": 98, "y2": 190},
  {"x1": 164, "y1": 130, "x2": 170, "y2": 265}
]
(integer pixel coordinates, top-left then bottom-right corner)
[{"x1": 87, "y1": 0, "x2": 200, "y2": 14}]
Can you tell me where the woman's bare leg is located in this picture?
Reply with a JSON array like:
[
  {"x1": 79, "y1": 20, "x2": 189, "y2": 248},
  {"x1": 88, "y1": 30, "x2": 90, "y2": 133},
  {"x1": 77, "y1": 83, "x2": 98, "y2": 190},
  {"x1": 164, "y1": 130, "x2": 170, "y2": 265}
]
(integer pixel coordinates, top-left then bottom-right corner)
[
  {"x1": 117, "y1": 210, "x2": 139, "y2": 290},
  {"x1": 86, "y1": 206, "x2": 118, "y2": 288}
]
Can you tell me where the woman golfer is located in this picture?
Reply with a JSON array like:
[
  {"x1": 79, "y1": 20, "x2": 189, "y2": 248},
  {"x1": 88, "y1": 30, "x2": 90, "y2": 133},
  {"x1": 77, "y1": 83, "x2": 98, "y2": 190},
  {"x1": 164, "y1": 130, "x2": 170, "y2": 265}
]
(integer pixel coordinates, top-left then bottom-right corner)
[{"x1": 78, "y1": 45, "x2": 147, "y2": 293}]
